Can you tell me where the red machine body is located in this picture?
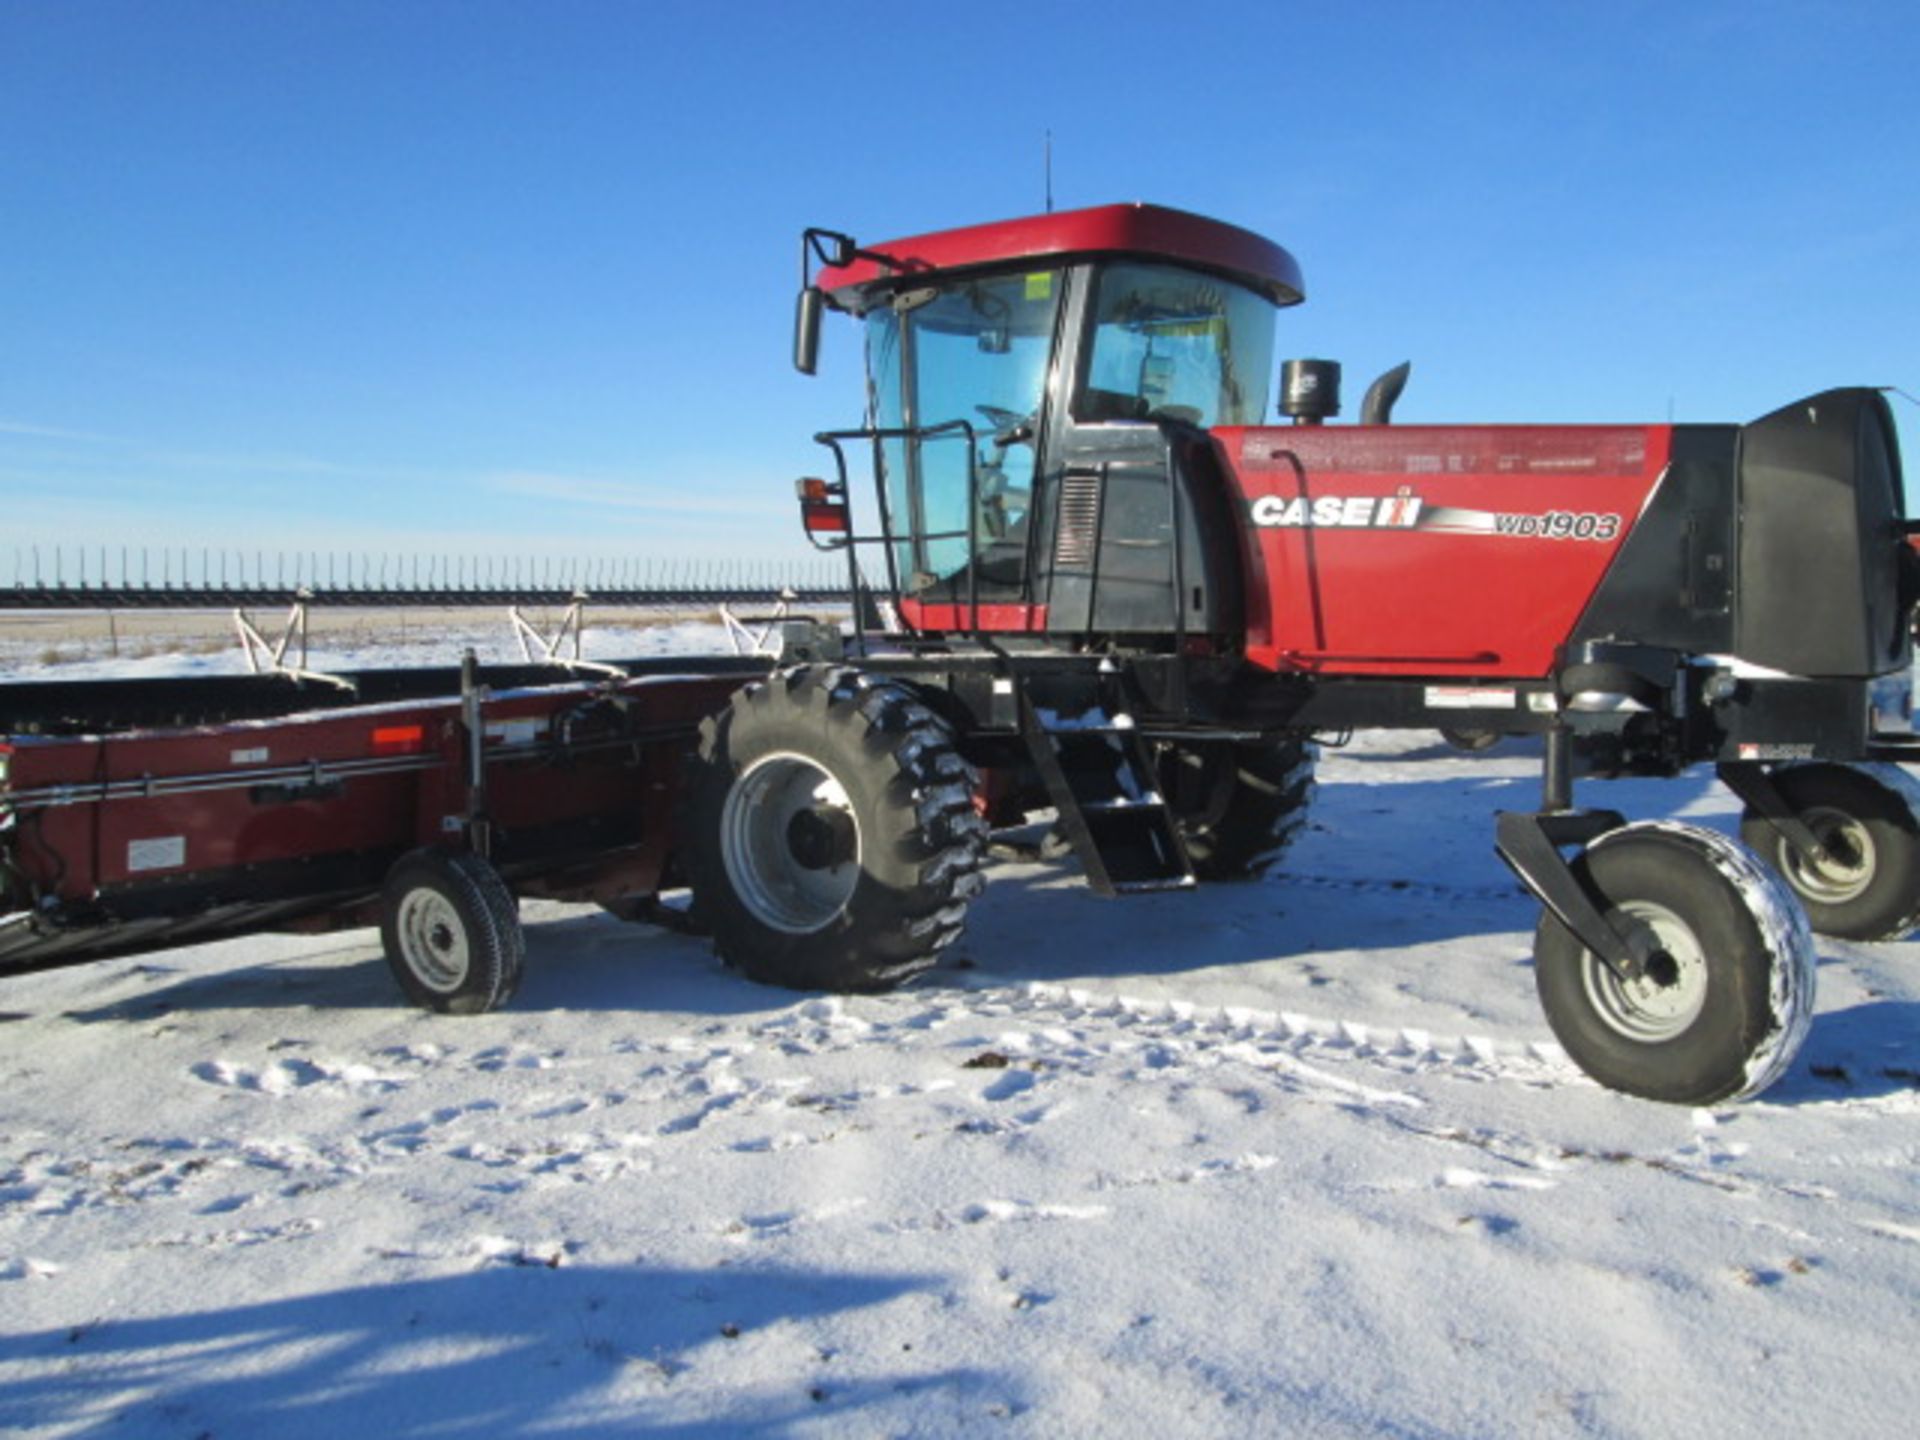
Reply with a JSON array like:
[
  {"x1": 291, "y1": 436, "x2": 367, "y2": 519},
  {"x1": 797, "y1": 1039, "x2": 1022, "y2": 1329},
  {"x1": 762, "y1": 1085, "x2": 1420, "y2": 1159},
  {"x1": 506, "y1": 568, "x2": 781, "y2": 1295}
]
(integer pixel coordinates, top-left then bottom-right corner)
[
  {"x1": 1215, "y1": 422, "x2": 1671, "y2": 677},
  {"x1": 800, "y1": 200, "x2": 1905, "y2": 702}
]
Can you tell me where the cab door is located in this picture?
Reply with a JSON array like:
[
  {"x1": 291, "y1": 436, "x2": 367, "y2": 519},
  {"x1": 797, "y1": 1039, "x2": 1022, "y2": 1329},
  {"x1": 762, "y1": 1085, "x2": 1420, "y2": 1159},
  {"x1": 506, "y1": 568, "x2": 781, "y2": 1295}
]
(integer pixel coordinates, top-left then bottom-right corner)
[
  {"x1": 865, "y1": 271, "x2": 1063, "y2": 629},
  {"x1": 1039, "y1": 261, "x2": 1277, "y2": 641}
]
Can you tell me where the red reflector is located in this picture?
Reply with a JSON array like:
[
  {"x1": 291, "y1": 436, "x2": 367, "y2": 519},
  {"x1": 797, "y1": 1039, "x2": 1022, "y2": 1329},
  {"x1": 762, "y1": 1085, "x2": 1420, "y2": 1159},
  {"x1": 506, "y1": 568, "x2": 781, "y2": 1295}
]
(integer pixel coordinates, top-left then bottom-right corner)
[
  {"x1": 371, "y1": 724, "x2": 426, "y2": 755},
  {"x1": 803, "y1": 506, "x2": 849, "y2": 533}
]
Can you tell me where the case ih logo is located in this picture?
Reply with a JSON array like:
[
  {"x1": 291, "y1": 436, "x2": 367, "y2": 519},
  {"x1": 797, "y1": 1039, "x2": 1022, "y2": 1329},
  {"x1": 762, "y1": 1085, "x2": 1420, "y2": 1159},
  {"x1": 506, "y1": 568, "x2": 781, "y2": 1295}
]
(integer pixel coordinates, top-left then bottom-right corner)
[
  {"x1": 1249, "y1": 490, "x2": 1424, "y2": 529},
  {"x1": 1249, "y1": 491, "x2": 1623, "y2": 542}
]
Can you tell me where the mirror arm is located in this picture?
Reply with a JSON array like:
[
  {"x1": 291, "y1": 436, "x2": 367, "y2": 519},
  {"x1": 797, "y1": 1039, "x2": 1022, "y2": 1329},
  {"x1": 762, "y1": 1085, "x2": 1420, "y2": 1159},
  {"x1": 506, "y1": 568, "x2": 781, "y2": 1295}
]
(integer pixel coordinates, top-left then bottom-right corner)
[{"x1": 793, "y1": 226, "x2": 908, "y2": 376}]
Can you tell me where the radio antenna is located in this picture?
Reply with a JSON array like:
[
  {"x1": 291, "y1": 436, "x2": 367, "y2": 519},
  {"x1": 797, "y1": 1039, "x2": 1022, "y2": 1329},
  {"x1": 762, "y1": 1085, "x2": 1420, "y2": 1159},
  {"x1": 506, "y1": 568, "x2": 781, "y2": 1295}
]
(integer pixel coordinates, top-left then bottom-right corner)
[{"x1": 1045, "y1": 130, "x2": 1053, "y2": 213}]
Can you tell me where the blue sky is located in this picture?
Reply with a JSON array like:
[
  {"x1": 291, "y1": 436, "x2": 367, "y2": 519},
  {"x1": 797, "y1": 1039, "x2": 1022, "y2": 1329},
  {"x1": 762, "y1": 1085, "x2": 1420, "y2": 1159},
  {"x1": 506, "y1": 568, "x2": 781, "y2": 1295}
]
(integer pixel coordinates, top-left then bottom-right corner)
[{"x1": 3, "y1": 0, "x2": 1916, "y2": 578}]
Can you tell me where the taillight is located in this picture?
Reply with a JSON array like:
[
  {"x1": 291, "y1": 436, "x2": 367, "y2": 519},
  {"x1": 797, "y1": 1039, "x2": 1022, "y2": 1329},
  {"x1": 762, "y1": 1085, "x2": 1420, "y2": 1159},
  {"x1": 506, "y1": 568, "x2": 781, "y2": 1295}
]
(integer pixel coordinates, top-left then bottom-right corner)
[
  {"x1": 371, "y1": 725, "x2": 427, "y2": 756},
  {"x1": 796, "y1": 476, "x2": 849, "y2": 538}
]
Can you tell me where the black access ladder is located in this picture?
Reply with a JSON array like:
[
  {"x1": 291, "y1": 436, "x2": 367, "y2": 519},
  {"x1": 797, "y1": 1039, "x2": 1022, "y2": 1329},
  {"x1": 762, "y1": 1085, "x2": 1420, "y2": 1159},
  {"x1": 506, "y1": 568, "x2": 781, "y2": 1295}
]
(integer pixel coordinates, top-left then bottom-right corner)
[{"x1": 1017, "y1": 684, "x2": 1196, "y2": 895}]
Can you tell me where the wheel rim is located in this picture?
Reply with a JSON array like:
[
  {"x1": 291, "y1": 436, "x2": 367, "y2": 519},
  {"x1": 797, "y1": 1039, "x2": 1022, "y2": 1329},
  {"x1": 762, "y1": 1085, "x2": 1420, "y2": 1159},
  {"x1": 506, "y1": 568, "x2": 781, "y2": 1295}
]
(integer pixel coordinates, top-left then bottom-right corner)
[
  {"x1": 396, "y1": 889, "x2": 470, "y2": 993},
  {"x1": 1580, "y1": 900, "x2": 1709, "y2": 1042},
  {"x1": 721, "y1": 751, "x2": 861, "y2": 934},
  {"x1": 1778, "y1": 807, "x2": 1875, "y2": 904}
]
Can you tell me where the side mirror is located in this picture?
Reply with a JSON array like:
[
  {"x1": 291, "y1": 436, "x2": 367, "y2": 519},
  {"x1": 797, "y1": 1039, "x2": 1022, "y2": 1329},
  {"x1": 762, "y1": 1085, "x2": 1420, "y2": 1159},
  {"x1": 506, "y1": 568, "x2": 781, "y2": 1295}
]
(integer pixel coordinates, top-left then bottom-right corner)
[
  {"x1": 794, "y1": 228, "x2": 868, "y2": 375},
  {"x1": 794, "y1": 286, "x2": 824, "y2": 376}
]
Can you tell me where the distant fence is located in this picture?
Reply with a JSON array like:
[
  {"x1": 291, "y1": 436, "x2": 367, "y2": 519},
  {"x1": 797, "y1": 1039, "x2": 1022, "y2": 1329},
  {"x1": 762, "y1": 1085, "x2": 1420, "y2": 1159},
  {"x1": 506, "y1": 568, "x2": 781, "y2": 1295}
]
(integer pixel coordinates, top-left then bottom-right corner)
[{"x1": 2, "y1": 547, "x2": 850, "y2": 611}]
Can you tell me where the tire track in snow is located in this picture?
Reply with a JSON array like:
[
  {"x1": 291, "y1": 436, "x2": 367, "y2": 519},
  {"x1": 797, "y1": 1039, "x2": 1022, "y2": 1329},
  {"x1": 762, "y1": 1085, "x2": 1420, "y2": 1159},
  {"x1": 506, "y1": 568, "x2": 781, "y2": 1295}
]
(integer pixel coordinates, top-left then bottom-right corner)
[
  {"x1": 10, "y1": 969, "x2": 1905, "y2": 1289},
  {"x1": 1274, "y1": 870, "x2": 1527, "y2": 905},
  {"x1": 951, "y1": 981, "x2": 1582, "y2": 1093}
]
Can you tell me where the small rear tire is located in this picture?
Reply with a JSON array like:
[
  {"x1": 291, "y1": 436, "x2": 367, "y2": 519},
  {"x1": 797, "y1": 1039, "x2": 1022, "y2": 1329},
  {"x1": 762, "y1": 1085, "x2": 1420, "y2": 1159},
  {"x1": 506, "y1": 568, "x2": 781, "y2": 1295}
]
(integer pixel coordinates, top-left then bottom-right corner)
[
  {"x1": 381, "y1": 848, "x2": 524, "y2": 1015},
  {"x1": 1737, "y1": 762, "x2": 1920, "y2": 941},
  {"x1": 1533, "y1": 823, "x2": 1814, "y2": 1104}
]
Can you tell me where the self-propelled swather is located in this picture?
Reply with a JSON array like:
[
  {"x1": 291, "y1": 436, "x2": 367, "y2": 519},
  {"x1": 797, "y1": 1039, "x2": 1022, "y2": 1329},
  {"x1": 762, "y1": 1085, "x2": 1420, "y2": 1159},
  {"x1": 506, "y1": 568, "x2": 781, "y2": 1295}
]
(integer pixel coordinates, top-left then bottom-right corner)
[{"x1": 678, "y1": 202, "x2": 1920, "y2": 1105}]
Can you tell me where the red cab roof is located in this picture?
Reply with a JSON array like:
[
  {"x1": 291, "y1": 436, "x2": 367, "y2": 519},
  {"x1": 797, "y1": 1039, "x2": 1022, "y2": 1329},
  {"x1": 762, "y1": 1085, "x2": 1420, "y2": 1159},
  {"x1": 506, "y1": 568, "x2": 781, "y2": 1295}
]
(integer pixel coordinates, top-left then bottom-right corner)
[{"x1": 818, "y1": 202, "x2": 1305, "y2": 309}]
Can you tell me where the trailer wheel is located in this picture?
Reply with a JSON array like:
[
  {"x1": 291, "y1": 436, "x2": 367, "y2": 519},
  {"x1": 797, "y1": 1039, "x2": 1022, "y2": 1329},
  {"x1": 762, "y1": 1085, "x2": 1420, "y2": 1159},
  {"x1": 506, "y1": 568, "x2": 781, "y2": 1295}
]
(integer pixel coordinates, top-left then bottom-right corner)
[
  {"x1": 381, "y1": 848, "x2": 525, "y2": 1015},
  {"x1": 1737, "y1": 763, "x2": 1920, "y2": 941},
  {"x1": 1533, "y1": 823, "x2": 1814, "y2": 1104},
  {"x1": 1161, "y1": 736, "x2": 1317, "y2": 880},
  {"x1": 684, "y1": 667, "x2": 987, "y2": 993}
]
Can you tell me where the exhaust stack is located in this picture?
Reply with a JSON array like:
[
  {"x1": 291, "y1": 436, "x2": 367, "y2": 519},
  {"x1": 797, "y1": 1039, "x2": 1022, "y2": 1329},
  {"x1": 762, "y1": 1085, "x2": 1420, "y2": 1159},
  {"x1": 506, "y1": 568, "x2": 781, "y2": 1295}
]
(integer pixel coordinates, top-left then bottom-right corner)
[{"x1": 1361, "y1": 361, "x2": 1412, "y2": 425}]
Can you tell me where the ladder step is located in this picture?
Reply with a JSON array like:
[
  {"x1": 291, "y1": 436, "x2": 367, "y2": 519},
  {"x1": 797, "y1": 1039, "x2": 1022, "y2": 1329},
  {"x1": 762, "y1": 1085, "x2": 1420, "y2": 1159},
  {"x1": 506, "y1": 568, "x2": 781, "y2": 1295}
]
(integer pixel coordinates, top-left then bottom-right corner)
[
  {"x1": 1111, "y1": 875, "x2": 1199, "y2": 894},
  {"x1": 1035, "y1": 707, "x2": 1136, "y2": 737},
  {"x1": 1080, "y1": 795, "x2": 1167, "y2": 814},
  {"x1": 1078, "y1": 806, "x2": 1192, "y2": 887}
]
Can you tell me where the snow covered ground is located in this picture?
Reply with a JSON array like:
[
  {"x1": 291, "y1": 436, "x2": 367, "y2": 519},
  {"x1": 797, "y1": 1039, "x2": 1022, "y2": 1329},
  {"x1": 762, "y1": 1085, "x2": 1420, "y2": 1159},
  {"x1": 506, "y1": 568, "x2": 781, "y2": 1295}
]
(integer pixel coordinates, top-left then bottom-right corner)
[{"x1": 2, "y1": 642, "x2": 1918, "y2": 1437}]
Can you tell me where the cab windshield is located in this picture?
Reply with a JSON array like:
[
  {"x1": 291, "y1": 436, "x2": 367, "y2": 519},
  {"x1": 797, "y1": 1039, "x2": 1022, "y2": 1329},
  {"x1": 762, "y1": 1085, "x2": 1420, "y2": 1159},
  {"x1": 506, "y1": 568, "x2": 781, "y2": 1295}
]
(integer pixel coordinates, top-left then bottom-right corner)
[
  {"x1": 1077, "y1": 262, "x2": 1275, "y2": 427},
  {"x1": 865, "y1": 269, "x2": 1062, "y2": 592}
]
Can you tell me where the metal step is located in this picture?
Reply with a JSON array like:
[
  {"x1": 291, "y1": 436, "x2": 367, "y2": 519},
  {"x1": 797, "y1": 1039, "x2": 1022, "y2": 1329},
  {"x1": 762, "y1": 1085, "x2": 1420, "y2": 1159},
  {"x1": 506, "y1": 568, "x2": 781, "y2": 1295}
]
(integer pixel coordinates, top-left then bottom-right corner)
[
  {"x1": 1111, "y1": 874, "x2": 1200, "y2": 894},
  {"x1": 1018, "y1": 688, "x2": 1195, "y2": 897},
  {"x1": 1080, "y1": 795, "x2": 1167, "y2": 814}
]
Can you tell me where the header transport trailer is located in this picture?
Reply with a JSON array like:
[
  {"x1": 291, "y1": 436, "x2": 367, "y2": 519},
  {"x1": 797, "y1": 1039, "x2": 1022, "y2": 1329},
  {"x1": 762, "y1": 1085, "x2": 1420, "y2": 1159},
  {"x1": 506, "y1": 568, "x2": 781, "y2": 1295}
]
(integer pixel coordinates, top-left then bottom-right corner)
[
  {"x1": 0, "y1": 656, "x2": 769, "y2": 1011},
  {"x1": 4, "y1": 202, "x2": 1917, "y2": 1106}
]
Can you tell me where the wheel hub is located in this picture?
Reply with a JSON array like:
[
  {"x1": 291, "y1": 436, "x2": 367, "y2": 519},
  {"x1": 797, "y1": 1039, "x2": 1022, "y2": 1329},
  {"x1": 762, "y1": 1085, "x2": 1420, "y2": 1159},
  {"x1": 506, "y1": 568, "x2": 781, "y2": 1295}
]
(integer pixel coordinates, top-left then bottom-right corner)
[
  {"x1": 786, "y1": 805, "x2": 857, "y2": 871},
  {"x1": 1582, "y1": 900, "x2": 1708, "y2": 1042},
  {"x1": 396, "y1": 890, "x2": 470, "y2": 993},
  {"x1": 1780, "y1": 809, "x2": 1875, "y2": 904},
  {"x1": 721, "y1": 752, "x2": 862, "y2": 934}
]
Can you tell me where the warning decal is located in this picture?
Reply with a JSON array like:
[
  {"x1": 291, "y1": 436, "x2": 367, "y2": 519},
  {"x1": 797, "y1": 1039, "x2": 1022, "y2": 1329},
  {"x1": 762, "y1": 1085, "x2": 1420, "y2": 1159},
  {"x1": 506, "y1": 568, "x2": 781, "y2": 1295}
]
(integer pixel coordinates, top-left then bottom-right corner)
[{"x1": 128, "y1": 836, "x2": 187, "y2": 873}]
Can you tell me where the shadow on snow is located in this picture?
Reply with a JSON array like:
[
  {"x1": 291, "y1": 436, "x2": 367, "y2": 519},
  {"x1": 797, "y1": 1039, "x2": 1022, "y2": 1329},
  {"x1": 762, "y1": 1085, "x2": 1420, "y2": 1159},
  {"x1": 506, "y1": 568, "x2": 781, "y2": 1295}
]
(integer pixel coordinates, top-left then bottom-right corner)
[
  {"x1": 1767, "y1": 997, "x2": 1920, "y2": 1103},
  {"x1": 0, "y1": 1262, "x2": 988, "y2": 1439}
]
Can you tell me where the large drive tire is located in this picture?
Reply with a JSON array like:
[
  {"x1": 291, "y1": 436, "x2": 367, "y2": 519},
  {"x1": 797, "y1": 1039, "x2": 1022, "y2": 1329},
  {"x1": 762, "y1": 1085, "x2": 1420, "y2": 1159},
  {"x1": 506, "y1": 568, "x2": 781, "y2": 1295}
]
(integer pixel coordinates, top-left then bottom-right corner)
[
  {"x1": 1737, "y1": 762, "x2": 1920, "y2": 942},
  {"x1": 1160, "y1": 736, "x2": 1317, "y2": 880},
  {"x1": 1533, "y1": 822, "x2": 1815, "y2": 1104},
  {"x1": 683, "y1": 666, "x2": 988, "y2": 993},
  {"x1": 381, "y1": 848, "x2": 525, "y2": 1015}
]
